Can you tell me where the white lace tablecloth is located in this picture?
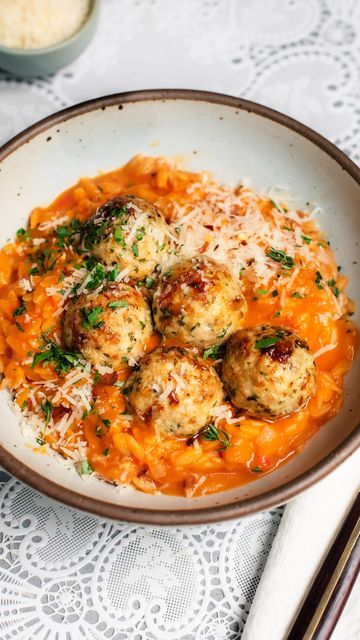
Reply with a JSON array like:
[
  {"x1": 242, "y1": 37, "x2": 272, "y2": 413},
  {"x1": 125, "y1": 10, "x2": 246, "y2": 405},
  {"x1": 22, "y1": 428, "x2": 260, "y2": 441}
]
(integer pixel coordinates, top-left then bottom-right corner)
[{"x1": 0, "y1": 1, "x2": 359, "y2": 638}]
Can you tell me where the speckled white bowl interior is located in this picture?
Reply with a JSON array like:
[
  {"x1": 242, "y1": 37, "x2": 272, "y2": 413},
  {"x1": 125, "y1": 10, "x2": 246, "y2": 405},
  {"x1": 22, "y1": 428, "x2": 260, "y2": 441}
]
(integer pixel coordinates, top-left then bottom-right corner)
[{"x1": 0, "y1": 91, "x2": 358, "y2": 524}]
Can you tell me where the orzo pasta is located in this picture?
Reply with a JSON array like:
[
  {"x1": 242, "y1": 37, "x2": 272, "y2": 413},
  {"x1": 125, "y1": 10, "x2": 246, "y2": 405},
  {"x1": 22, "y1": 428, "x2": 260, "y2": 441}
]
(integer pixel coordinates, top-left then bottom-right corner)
[{"x1": 0, "y1": 155, "x2": 357, "y2": 497}]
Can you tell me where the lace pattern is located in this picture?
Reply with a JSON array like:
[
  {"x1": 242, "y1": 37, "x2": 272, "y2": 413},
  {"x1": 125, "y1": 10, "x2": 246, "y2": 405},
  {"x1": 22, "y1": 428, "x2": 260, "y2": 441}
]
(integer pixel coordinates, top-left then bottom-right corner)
[
  {"x1": 0, "y1": 471, "x2": 282, "y2": 639},
  {"x1": 0, "y1": 0, "x2": 359, "y2": 637}
]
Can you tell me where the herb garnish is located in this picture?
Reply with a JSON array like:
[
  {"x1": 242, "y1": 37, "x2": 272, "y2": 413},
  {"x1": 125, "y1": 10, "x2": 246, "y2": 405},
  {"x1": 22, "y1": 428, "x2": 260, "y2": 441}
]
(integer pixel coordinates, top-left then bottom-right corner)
[
  {"x1": 55, "y1": 218, "x2": 84, "y2": 248},
  {"x1": 301, "y1": 235, "x2": 312, "y2": 244},
  {"x1": 266, "y1": 247, "x2": 295, "y2": 270},
  {"x1": 108, "y1": 267, "x2": 120, "y2": 281},
  {"x1": 216, "y1": 324, "x2": 231, "y2": 339},
  {"x1": 81, "y1": 306, "x2": 104, "y2": 330},
  {"x1": 13, "y1": 301, "x2": 26, "y2": 317},
  {"x1": 131, "y1": 242, "x2": 139, "y2": 257},
  {"x1": 107, "y1": 300, "x2": 128, "y2": 309},
  {"x1": 255, "y1": 336, "x2": 280, "y2": 349},
  {"x1": 203, "y1": 344, "x2": 225, "y2": 360},
  {"x1": 16, "y1": 228, "x2": 30, "y2": 242},
  {"x1": 327, "y1": 279, "x2": 340, "y2": 298},
  {"x1": 114, "y1": 226, "x2": 126, "y2": 248},
  {"x1": 145, "y1": 276, "x2": 155, "y2": 288},
  {"x1": 40, "y1": 399, "x2": 53, "y2": 425},
  {"x1": 85, "y1": 263, "x2": 107, "y2": 291},
  {"x1": 203, "y1": 423, "x2": 231, "y2": 449},
  {"x1": 269, "y1": 198, "x2": 282, "y2": 212},
  {"x1": 251, "y1": 466, "x2": 263, "y2": 473},
  {"x1": 78, "y1": 460, "x2": 93, "y2": 475},
  {"x1": 32, "y1": 337, "x2": 82, "y2": 374},
  {"x1": 34, "y1": 247, "x2": 57, "y2": 273},
  {"x1": 255, "y1": 330, "x2": 285, "y2": 350},
  {"x1": 315, "y1": 270, "x2": 323, "y2": 289},
  {"x1": 83, "y1": 208, "x2": 127, "y2": 247},
  {"x1": 95, "y1": 417, "x2": 111, "y2": 437}
]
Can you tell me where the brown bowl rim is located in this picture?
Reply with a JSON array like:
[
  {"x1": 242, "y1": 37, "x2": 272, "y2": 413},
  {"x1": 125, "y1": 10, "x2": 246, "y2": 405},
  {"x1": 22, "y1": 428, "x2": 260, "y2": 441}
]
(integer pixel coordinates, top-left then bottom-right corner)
[{"x1": 0, "y1": 89, "x2": 359, "y2": 525}]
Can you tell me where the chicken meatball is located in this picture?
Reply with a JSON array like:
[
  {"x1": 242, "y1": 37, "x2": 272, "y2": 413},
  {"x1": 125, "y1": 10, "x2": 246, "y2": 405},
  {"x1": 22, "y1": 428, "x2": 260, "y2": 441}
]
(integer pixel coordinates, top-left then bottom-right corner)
[
  {"x1": 127, "y1": 347, "x2": 224, "y2": 436},
  {"x1": 82, "y1": 195, "x2": 171, "y2": 279},
  {"x1": 63, "y1": 283, "x2": 152, "y2": 369},
  {"x1": 222, "y1": 326, "x2": 316, "y2": 419},
  {"x1": 152, "y1": 257, "x2": 246, "y2": 348}
]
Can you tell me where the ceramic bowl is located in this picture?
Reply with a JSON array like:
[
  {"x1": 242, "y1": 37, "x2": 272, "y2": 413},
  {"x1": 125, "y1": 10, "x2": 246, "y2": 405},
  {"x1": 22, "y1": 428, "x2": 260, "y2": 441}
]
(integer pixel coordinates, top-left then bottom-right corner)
[
  {"x1": 0, "y1": 90, "x2": 359, "y2": 524},
  {"x1": 0, "y1": 0, "x2": 99, "y2": 77}
]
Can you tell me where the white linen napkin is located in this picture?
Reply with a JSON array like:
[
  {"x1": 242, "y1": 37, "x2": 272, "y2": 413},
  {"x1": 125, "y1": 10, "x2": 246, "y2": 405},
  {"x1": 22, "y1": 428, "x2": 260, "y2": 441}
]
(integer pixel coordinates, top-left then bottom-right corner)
[{"x1": 242, "y1": 449, "x2": 360, "y2": 640}]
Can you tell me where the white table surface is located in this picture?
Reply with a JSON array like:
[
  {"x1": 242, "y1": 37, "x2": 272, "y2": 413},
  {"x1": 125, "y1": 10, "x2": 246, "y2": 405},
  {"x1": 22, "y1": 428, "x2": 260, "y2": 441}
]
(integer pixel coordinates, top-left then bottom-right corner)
[{"x1": 0, "y1": 1, "x2": 359, "y2": 639}]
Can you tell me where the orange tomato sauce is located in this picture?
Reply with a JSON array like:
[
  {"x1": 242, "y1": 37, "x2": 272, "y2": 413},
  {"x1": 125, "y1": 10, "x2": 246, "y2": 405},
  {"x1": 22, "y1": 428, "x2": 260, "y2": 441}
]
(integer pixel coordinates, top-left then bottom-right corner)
[{"x1": 0, "y1": 155, "x2": 357, "y2": 497}]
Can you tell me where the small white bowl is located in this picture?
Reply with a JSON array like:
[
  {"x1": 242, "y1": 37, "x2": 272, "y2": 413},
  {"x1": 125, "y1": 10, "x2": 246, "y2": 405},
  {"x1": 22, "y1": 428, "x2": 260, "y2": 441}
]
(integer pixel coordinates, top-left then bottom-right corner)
[
  {"x1": 0, "y1": 0, "x2": 99, "y2": 77},
  {"x1": 0, "y1": 90, "x2": 358, "y2": 524}
]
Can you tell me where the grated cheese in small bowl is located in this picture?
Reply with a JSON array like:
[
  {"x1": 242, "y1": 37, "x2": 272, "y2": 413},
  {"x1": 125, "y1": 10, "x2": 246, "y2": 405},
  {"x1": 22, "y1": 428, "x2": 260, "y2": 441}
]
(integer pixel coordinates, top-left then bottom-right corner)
[{"x1": 0, "y1": 0, "x2": 91, "y2": 50}]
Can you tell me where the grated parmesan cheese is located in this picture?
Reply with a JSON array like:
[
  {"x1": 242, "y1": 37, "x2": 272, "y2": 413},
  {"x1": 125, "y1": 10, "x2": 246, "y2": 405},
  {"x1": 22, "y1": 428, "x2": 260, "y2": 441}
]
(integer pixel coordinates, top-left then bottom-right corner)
[
  {"x1": 0, "y1": 0, "x2": 90, "y2": 50},
  {"x1": 313, "y1": 343, "x2": 337, "y2": 359}
]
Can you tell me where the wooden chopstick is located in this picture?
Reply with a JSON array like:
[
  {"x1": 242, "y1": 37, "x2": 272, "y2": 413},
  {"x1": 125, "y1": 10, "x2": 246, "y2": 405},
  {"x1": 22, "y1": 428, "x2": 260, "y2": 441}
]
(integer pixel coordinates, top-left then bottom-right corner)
[{"x1": 287, "y1": 492, "x2": 360, "y2": 640}]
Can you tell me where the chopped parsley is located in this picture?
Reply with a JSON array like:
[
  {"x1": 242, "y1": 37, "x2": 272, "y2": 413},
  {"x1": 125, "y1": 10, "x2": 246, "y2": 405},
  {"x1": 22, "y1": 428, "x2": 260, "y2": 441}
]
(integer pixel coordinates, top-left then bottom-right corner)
[
  {"x1": 108, "y1": 267, "x2": 120, "y2": 281},
  {"x1": 269, "y1": 198, "x2": 281, "y2": 212},
  {"x1": 85, "y1": 263, "x2": 107, "y2": 291},
  {"x1": 291, "y1": 291, "x2": 303, "y2": 299},
  {"x1": 13, "y1": 301, "x2": 26, "y2": 317},
  {"x1": 145, "y1": 276, "x2": 155, "y2": 288},
  {"x1": 203, "y1": 344, "x2": 225, "y2": 360},
  {"x1": 131, "y1": 242, "x2": 139, "y2": 257},
  {"x1": 16, "y1": 228, "x2": 30, "y2": 241},
  {"x1": 83, "y1": 209, "x2": 123, "y2": 246},
  {"x1": 35, "y1": 248, "x2": 57, "y2": 273},
  {"x1": 83, "y1": 256, "x2": 98, "y2": 271},
  {"x1": 301, "y1": 235, "x2": 312, "y2": 244},
  {"x1": 15, "y1": 321, "x2": 24, "y2": 333},
  {"x1": 272, "y1": 290, "x2": 279, "y2": 297},
  {"x1": 81, "y1": 306, "x2": 104, "y2": 330},
  {"x1": 102, "y1": 448, "x2": 109, "y2": 457},
  {"x1": 327, "y1": 279, "x2": 340, "y2": 297},
  {"x1": 36, "y1": 437, "x2": 45, "y2": 446},
  {"x1": 78, "y1": 460, "x2": 93, "y2": 475},
  {"x1": 255, "y1": 336, "x2": 280, "y2": 350},
  {"x1": 40, "y1": 399, "x2": 53, "y2": 425},
  {"x1": 55, "y1": 225, "x2": 70, "y2": 247},
  {"x1": 107, "y1": 300, "x2": 129, "y2": 309},
  {"x1": 32, "y1": 337, "x2": 82, "y2": 374},
  {"x1": 203, "y1": 423, "x2": 231, "y2": 450},
  {"x1": 216, "y1": 324, "x2": 231, "y2": 339},
  {"x1": 114, "y1": 226, "x2": 126, "y2": 248},
  {"x1": 256, "y1": 289, "x2": 269, "y2": 296},
  {"x1": 315, "y1": 270, "x2": 323, "y2": 289},
  {"x1": 251, "y1": 466, "x2": 263, "y2": 473},
  {"x1": 266, "y1": 247, "x2": 295, "y2": 270},
  {"x1": 136, "y1": 226, "x2": 145, "y2": 241}
]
